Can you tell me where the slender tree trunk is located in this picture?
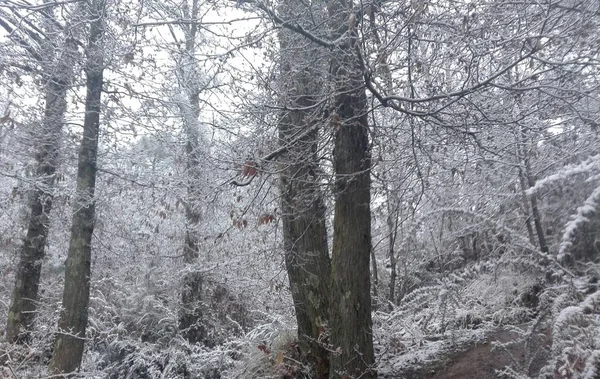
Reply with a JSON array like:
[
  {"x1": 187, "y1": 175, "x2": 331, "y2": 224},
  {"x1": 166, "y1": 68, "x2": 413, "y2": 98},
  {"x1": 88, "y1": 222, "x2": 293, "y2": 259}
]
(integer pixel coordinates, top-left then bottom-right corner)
[
  {"x1": 178, "y1": 86, "x2": 205, "y2": 339},
  {"x1": 48, "y1": 1, "x2": 104, "y2": 373},
  {"x1": 518, "y1": 167, "x2": 537, "y2": 246},
  {"x1": 386, "y1": 197, "x2": 399, "y2": 306},
  {"x1": 371, "y1": 247, "x2": 379, "y2": 302},
  {"x1": 327, "y1": 3, "x2": 376, "y2": 377},
  {"x1": 182, "y1": 92, "x2": 202, "y2": 263},
  {"x1": 519, "y1": 125, "x2": 548, "y2": 253},
  {"x1": 178, "y1": 0, "x2": 203, "y2": 264},
  {"x1": 524, "y1": 159, "x2": 548, "y2": 253},
  {"x1": 278, "y1": 7, "x2": 331, "y2": 374},
  {"x1": 174, "y1": 0, "x2": 209, "y2": 345},
  {"x1": 6, "y1": 71, "x2": 72, "y2": 343}
]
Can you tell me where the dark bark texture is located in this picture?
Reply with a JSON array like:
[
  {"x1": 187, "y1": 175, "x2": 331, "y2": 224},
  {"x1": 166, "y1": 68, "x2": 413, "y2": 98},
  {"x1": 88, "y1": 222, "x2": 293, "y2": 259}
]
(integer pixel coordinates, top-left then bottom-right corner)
[
  {"x1": 179, "y1": 271, "x2": 206, "y2": 344},
  {"x1": 6, "y1": 36, "x2": 76, "y2": 343},
  {"x1": 6, "y1": 80, "x2": 69, "y2": 343},
  {"x1": 327, "y1": 2, "x2": 376, "y2": 377},
  {"x1": 48, "y1": 2, "x2": 105, "y2": 374},
  {"x1": 278, "y1": 5, "x2": 331, "y2": 375}
]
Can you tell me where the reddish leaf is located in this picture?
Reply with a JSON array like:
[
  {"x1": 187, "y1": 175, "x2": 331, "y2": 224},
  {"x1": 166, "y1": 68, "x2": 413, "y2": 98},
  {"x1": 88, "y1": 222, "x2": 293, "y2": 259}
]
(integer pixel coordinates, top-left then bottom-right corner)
[
  {"x1": 257, "y1": 344, "x2": 270, "y2": 354},
  {"x1": 258, "y1": 213, "x2": 275, "y2": 225},
  {"x1": 242, "y1": 160, "x2": 259, "y2": 177}
]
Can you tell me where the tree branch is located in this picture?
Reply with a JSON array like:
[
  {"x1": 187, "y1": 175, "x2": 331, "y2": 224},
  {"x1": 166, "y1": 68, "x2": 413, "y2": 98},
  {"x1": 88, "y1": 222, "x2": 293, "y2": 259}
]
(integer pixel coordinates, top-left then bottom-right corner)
[{"x1": 0, "y1": 16, "x2": 42, "y2": 61}]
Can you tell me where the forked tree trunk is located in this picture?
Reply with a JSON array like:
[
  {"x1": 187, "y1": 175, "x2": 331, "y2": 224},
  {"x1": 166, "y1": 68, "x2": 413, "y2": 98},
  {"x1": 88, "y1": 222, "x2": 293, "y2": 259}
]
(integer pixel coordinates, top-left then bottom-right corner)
[
  {"x1": 519, "y1": 125, "x2": 548, "y2": 253},
  {"x1": 278, "y1": 6, "x2": 331, "y2": 374},
  {"x1": 48, "y1": 1, "x2": 105, "y2": 373},
  {"x1": 327, "y1": 2, "x2": 376, "y2": 377},
  {"x1": 6, "y1": 44, "x2": 75, "y2": 342},
  {"x1": 524, "y1": 159, "x2": 548, "y2": 253}
]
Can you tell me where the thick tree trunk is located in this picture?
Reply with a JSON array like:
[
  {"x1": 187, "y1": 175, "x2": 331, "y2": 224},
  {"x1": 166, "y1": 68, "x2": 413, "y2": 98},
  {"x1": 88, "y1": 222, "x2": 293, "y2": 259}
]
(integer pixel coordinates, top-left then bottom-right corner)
[
  {"x1": 277, "y1": 3, "x2": 331, "y2": 376},
  {"x1": 178, "y1": 271, "x2": 206, "y2": 344},
  {"x1": 280, "y1": 163, "x2": 331, "y2": 377},
  {"x1": 327, "y1": 3, "x2": 376, "y2": 377},
  {"x1": 6, "y1": 75, "x2": 70, "y2": 343},
  {"x1": 48, "y1": 2, "x2": 104, "y2": 374}
]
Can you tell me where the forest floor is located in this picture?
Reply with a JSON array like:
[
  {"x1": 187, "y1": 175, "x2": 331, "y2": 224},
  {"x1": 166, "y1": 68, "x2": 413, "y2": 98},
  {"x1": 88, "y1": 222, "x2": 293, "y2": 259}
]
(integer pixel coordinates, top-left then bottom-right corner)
[{"x1": 387, "y1": 324, "x2": 551, "y2": 379}]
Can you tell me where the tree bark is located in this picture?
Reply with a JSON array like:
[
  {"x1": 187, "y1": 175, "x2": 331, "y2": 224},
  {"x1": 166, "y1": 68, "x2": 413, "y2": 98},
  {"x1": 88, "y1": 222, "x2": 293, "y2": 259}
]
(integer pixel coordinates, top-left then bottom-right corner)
[
  {"x1": 48, "y1": 1, "x2": 105, "y2": 373},
  {"x1": 371, "y1": 246, "x2": 379, "y2": 303},
  {"x1": 386, "y1": 194, "x2": 399, "y2": 306},
  {"x1": 519, "y1": 125, "x2": 548, "y2": 253},
  {"x1": 278, "y1": 5, "x2": 331, "y2": 374},
  {"x1": 6, "y1": 67, "x2": 72, "y2": 343},
  {"x1": 172, "y1": 0, "x2": 208, "y2": 345},
  {"x1": 327, "y1": 3, "x2": 376, "y2": 377},
  {"x1": 517, "y1": 167, "x2": 537, "y2": 246},
  {"x1": 178, "y1": 271, "x2": 206, "y2": 344},
  {"x1": 6, "y1": 22, "x2": 76, "y2": 345},
  {"x1": 178, "y1": 0, "x2": 203, "y2": 264},
  {"x1": 524, "y1": 159, "x2": 548, "y2": 253}
]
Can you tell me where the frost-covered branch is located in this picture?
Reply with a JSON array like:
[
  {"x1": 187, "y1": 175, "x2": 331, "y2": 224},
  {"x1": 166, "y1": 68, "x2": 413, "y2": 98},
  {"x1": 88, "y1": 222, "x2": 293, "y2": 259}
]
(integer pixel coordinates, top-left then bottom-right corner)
[
  {"x1": 558, "y1": 185, "x2": 600, "y2": 259},
  {"x1": 526, "y1": 154, "x2": 600, "y2": 196}
]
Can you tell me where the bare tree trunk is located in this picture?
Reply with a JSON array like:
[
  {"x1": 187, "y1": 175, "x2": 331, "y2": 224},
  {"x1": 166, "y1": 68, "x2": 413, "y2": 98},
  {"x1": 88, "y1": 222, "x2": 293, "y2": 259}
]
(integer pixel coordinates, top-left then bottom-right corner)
[
  {"x1": 178, "y1": 0, "x2": 203, "y2": 264},
  {"x1": 371, "y1": 247, "x2": 379, "y2": 302},
  {"x1": 278, "y1": 7, "x2": 331, "y2": 374},
  {"x1": 179, "y1": 271, "x2": 205, "y2": 343},
  {"x1": 6, "y1": 17, "x2": 76, "y2": 345},
  {"x1": 519, "y1": 125, "x2": 548, "y2": 253},
  {"x1": 327, "y1": 3, "x2": 376, "y2": 377},
  {"x1": 524, "y1": 160, "x2": 548, "y2": 253},
  {"x1": 48, "y1": 1, "x2": 104, "y2": 373},
  {"x1": 173, "y1": 0, "x2": 208, "y2": 345},
  {"x1": 6, "y1": 66, "x2": 72, "y2": 343},
  {"x1": 386, "y1": 196, "x2": 399, "y2": 306},
  {"x1": 183, "y1": 102, "x2": 202, "y2": 263},
  {"x1": 518, "y1": 167, "x2": 537, "y2": 246}
]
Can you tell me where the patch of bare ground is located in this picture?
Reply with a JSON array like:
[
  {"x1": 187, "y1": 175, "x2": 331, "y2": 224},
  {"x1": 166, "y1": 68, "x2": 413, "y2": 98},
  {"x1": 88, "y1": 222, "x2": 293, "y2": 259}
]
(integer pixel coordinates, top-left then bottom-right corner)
[{"x1": 389, "y1": 325, "x2": 550, "y2": 379}]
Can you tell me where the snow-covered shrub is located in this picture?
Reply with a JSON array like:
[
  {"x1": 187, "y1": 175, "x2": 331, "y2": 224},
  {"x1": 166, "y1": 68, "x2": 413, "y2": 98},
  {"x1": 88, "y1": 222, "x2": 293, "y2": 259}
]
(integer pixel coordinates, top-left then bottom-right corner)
[
  {"x1": 223, "y1": 312, "x2": 310, "y2": 378},
  {"x1": 92, "y1": 338, "x2": 235, "y2": 379},
  {"x1": 540, "y1": 288, "x2": 600, "y2": 378}
]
